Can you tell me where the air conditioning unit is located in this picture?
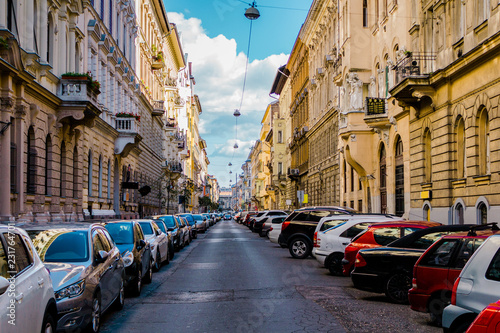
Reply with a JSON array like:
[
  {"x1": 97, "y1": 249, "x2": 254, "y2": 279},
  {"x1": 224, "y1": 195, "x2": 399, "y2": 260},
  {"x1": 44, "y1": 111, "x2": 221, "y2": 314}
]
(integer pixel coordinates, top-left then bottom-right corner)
[
  {"x1": 290, "y1": 169, "x2": 300, "y2": 176},
  {"x1": 311, "y1": 79, "x2": 317, "y2": 86},
  {"x1": 316, "y1": 67, "x2": 324, "y2": 76},
  {"x1": 325, "y1": 54, "x2": 333, "y2": 63}
]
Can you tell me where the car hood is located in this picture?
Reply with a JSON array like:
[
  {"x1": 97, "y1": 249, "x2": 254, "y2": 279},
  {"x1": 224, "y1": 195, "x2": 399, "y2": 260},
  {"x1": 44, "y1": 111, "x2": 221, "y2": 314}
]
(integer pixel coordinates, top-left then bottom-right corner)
[
  {"x1": 45, "y1": 262, "x2": 90, "y2": 291},
  {"x1": 116, "y1": 244, "x2": 133, "y2": 254}
]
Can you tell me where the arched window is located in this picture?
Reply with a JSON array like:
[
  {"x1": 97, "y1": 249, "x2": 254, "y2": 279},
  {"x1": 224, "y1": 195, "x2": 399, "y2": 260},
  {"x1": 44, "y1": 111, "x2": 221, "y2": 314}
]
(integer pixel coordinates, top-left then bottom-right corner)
[
  {"x1": 73, "y1": 146, "x2": 78, "y2": 198},
  {"x1": 343, "y1": 160, "x2": 347, "y2": 193},
  {"x1": 423, "y1": 204, "x2": 430, "y2": 221},
  {"x1": 88, "y1": 150, "x2": 93, "y2": 197},
  {"x1": 456, "y1": 116, "x2": 466, "y2": 178},
  {"x1": 380, "y1": 145, "x2": 387, "y2": 214},
  {"x1": 395, "y1": 137, "x2": 404, "y2": 216},
  {"x1": 455, "y1": 203, "x2": 464, "y2": 225},
  {"x1": 478, "y1": 107, "x2": 489, "y2": 175},
  {"x1": 477, "y1": 202, "x2": 487, "y2": 225},
  {"x1": 47, "y1": 15, "x2": 54, "y2": 64},
  {"x1": 45, "y1": 135, "x2": 52, "y2": 195},
  {"x1": 107, "y1": 159, "x2": 112, "y2": 199},
  {"x1": 98, "y1": 155, "x2": 103, "y2": 198},
  {"x1": 27, "y1": 126, "x2": 36, "y2": 194},
  {"x1": 424, "y1": 129, "x2": 432, "y2": 183},
  {"x1": 60, "y1": 141, "x2": 66, "y2": 197}
]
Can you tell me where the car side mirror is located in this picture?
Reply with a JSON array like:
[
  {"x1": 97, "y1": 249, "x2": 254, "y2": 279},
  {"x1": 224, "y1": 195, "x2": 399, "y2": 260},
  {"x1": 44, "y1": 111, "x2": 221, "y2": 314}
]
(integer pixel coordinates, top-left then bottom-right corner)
[
  {"x1": 95, "y1": 250, "x2": 109, "y2": 264},
  {"x1": 0, "y1": 276, "x2": 9, "y2": 295},
  {"x1": 137, "y1": 239, "x2": 146, "y2": 249}
]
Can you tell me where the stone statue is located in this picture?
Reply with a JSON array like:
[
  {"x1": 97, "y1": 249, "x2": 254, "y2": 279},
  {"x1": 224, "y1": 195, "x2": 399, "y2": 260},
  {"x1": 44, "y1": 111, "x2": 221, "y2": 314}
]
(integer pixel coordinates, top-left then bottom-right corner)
[
  {"x1": 369, "y1": 76, "x2": 377, "y2": 97},
  {"x1": 339, "y1": 86, "x2": 345, "y2": 110},
  {"x1": 348, "y1": 73, "x2": 363, "y2": 110},
  {"x1": 387, "y1": 58, "x2": 395, "y2": 92},
  {"x1": 378, "y1": 69, "x2": 385, "y2": 98}
]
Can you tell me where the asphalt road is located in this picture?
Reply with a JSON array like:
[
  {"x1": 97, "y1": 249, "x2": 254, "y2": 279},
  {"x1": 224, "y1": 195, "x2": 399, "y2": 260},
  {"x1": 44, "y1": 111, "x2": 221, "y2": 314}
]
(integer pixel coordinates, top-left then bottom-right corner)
[{"x1": 100, "y1": 219, "x2": 441, "y2": 333}]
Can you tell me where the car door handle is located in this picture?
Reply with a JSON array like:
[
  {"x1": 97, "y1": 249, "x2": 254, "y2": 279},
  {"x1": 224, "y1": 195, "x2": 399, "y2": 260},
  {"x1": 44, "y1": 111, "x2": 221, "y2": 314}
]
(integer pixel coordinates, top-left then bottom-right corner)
[
  {"x1": 342, "y1": 242, "x2": 349, "y2": 246},
  {"x1": 15, "y1": 293, "x2": 24, "y2": 302},
  {"x1": 38, "y1": 278, "x2": 44, "y2": 287}
]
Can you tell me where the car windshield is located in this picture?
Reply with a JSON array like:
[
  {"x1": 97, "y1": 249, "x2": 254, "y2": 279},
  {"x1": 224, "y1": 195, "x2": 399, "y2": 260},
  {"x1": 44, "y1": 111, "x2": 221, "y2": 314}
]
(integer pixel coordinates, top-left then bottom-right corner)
[
  {"x1": 192, "y1": 215, "x2": 204, "y2": 221},
  {"x1": 179, "y1": 214, "x2": 195, "y2": 223},
  {"x1": 138, "y1": 222, "x2": 154, "y2": 235},
  {"x1": 105, "y1": 223, "x2": 134, "y2": 245},
  {"x1": 320, "y1": 220, "x2": 348, "y2": 232},
  {"x1": 28, "y1": 230, "x2": 89, "y2": 262},
  {"x1": 159, "y1": 216, "x2": 176, "y2": 229},
  {"x1": 256, "y1": 212, "x2": 265, "y2": 217}
]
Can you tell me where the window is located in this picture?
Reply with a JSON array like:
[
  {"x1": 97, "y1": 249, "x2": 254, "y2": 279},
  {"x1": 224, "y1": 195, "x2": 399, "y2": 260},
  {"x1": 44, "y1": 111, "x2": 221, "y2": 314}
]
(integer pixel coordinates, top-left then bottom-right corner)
[
  {"x1": 88, "y1": 150, "x2": 93, "y2": 197},
  {"x1": 278, "y1": 162, "x2": 283, "y2": 175},
  {"x1": 424, "y1": 129, "x2": 432, "y2": 182},
  {"x1": 423, "y1": 204, "x2": 430, "y2": 221},
  {"x1": 100, "y1": 0, "x2": 105, "y2": 19},
  {"x1": 1, "y1": 233, "x2": 32, "y2": 277},
  {"x1": 350, "y1": 166, "x2": 354, "y2": 192},
  {"x1": 455, "y1": 203, "x2": 464, "y2": 225},
  {"x1": 486, "y1": 249, "x2": 500, "y2": 282},
  {"x1": 412, "y1": 231, "x2": 450, "y2": 249},
  {"x1": 456, "y1": 117, "x2": 466, "y2": 178},
  {"x1": 278, "y1": 131, "x2": 283, "y2": 143},
  {"x1": 339, "y1": 222, "x2": 371, "y2": 238},
  {"x1": 380, "y1": 145, "x2": 387, "y2": 214},
  {"x1": 107, "y1": 159, "x2": 112, "y2": 199},
  {"x1": 27, "y1": 126, "x2": 36, "y2": 194},
  {"x1": 476, "y1": 0, "x2": 489, "y2": 26},
  {"x1": 60, "y1": 141, "x2": 66, "y2": 197},
  {"x1": 98, "y1": 155, "x2": 103, "y2": 198},
  {"x1": 478, "y1": 107, "x2": 490, "y2": 175},
  {"x1": 7, "y1": 0, "x2": 18, "y2": 36},
  {"x1": 10, "y1": 118, "x2": 16, "y2": 193},
  {"x1": 320, "y1": 219, "x2": 347, "y2": 231},
  {"x1": 395, "y1": 137, "x2": 404, "y2": 216},
  {"x1": 421, "y1": 239, "x2": 459, "y2": 267},
  {"x1": 373, "y1": 227, "x2": 401, "y2": 246},
  {"x1": 477, "y1": 202, "x2": 487, "y2": 225},
  {"x1": 45, "y1": 136, "x2": 52, "y2": 196},
  {"x1": 92, "y1": 232, "x2": 106, "y2": 259},
  {"x1": 358, "y1": 200, "x2": 362, "y2": 212},
  {"x1": 453, "y1": 238, "x2": 485, "y2": 269},
  {"x1": 363, "y1": 0, "x2": 368, "y2": 27},
  {"x1": 343, "y1": 160, "x2": 347, "y2": 193},
  {"x1": 73, "y1": 146, "x2": 78, "y2": 198}
]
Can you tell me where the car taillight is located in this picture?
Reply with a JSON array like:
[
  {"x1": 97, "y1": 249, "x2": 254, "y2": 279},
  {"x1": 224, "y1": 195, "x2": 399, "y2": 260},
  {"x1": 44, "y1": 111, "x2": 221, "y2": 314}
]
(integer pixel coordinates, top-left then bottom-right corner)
[
  {"x1": 411, "y1": 278, "x2": 417, "y2": 290},
  {"x1": 270, "y1": 227, "x2": 273, "y2": 231},
  {"x1": 471, "y1": 305, "x2": 500, "y2": 327},
  {"x1": 354, "y1": 253, "x2": 367, "y2": 267},
  {"x1": 281, "y1": 221, "x2": 290, "y2": 231},
  {"x1": 313, "y1": 232, "x2": 319, "y2": 247},
  {"x1": 451, "y1": 277, "x2": 460, "y2": 305}
]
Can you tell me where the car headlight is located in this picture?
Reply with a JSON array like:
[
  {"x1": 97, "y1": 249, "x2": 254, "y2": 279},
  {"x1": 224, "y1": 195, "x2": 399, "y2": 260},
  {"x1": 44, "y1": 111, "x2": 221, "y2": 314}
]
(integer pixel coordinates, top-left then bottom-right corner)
[
  {"x1": 122, "y1": 251, "x2": 134, "y2": 267},
  {"x1": 55, "y1": 280, "x2": 85, "y2": 301}
]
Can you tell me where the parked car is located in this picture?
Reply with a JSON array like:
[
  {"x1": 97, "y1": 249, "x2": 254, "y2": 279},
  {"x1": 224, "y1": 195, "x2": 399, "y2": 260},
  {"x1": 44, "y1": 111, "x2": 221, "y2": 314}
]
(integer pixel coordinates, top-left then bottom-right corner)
[
  {"x1": 103, "y1": 220, "x2": 154, "y2": 296},
  {"x1": 0, "y1": 225, "x2": 58, "y2": 333},
  {"x1": 153, "y1": 219, "x2": 175, "y2": 260},
  {"x1": 442, "y1": 234, "x2": 500, "y2": 332},
  {"x1": 202, "y1": 213, "x2": 213, "y2": 226},
  {"x1": 176, "y1": 216, "x2": 191, "y2": 246},
  {"x1": 224, "y1": 213, "x2": 232, "y2": 220},
  {"x1": 350, "y1": 224, "x2": 486, "y2": 304},
  {"x1": 186, "y1": 214, "x2": 207, "y2": 233},
  {"x1": 260, "y1": 216, "x2": 288, "y2": 237},
  {"x1": 268, "y1": 217, "x2": 286, "y2": 244},
  {"x1": 24, "y1": 222, "x2": 126, "y2": 333},
  {"x1": 179, "y1": 216, "x2": 193, "y2": 245},
  {"x1": 177, "y1": 214, "x2": 198, "y2": 239},
  {"x1": 278, "y1": 206, "x2": 358, "y2": 259},
  {"x1": 409, "y1": 224, "x2": 499, "y2": 325},
  {"x1": 466, "y1": 299, "x2": 500, "y2": 333},
  {"x1": 138, "y1": 220, "x2": 170, "y2": 272},
  {"x1": 342, "y1": 220, "x2": 441, "y2": 276},
  {"x1": 150, "y1": 215, "x2": 183, "y2": 251},
  {"x1": 243, "y1": 212, "x2": 259, "y2": 226},
  {"x1": 248, "y1": 211, "x2": 267, "y2": 230},
  {"x1": 312, "y1": 214, "x2": 404, "y2": 275}
]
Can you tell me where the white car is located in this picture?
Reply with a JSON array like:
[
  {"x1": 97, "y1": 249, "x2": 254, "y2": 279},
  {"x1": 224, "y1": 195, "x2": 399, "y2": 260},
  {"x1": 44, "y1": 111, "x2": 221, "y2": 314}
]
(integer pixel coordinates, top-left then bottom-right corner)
[
  {"x1": 261, "y1": 216, "x2": 288, "y2": 237},
  {"x1": 442, "y1": 234, "x2": 500, "y2": 332},
  {"x1": 0, "y1": 225, "x2": 58, "y2": 333},
  {"x1": 268, "y1": 219, "x2": 286, "y2": 244},
  {"x1": 138, "y1": 220, "x2": 170, "y2": 272},
  {"x1": 312, "y1": 215, "x2": 404, "y2": 275}
]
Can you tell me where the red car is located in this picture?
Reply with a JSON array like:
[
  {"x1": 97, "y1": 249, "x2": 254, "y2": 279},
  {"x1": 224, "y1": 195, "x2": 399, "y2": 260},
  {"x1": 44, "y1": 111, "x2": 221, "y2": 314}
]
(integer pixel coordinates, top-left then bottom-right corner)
[
  {"x1": 466, "y1": 300, "x2": 500, "y2": 333},
  {"x1": 342, "y1": 221, "x2": 440, "y2": 276},
  {"x1": 409, "y1": 227, "x2": 499, "y2": 325}
]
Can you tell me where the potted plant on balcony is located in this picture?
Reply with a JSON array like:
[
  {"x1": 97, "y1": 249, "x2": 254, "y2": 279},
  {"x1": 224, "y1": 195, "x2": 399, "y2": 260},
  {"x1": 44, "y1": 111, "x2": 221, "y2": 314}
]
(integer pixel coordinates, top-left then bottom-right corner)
[
  {"x1": 61, "y1": 72, "x2": 91, "y2": 81},
  {"x1": 152, "y1": 50, "x2": 165, "y2": 70},
  {"x1": 116, "y1": 112, "x2": 141, "y2": 122}
]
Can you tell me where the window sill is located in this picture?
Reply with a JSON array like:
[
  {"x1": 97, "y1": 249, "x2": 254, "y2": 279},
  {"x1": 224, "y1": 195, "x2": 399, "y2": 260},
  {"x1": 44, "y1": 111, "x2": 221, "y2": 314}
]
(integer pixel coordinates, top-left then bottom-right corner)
[
  {"x1": 420, "y1": 182, "x2": 432, "y2": 189},
  {"x1": 474, "y1": 20, "x2": 488, "y2": 34},
  {"x1": 451, "y1": 178, "x2": 467, "y2": 187},
  {"x1": 472, "y1": 174, "x2": 490, "y2": 184}
]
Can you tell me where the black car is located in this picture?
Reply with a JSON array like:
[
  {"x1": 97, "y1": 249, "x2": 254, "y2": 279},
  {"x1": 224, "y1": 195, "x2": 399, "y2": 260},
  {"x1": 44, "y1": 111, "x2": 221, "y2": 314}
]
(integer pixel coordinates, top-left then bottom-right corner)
[
  {"x1": 150, "y1": 215, "x2": 183, "y2": 251},
  {"x1": 103, "y1": 221, "x2": 153, "y2": 296},
  {"x1": 278, "y1": 206, "x2": 357, "y2": 259},
  {"x1": 350, "y1": 224, "x2": 494, "y2": 304},
  {"x1": 153, "y1": 219, "x2": 175, "y2": 260}
]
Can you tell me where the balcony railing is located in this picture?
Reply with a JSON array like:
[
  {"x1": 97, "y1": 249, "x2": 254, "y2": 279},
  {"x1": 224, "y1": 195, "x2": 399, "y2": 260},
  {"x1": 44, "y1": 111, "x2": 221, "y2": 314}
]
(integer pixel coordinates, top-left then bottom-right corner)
[
  {"x1": 152, "y1": 100, "x2": 164, "y2": 116},
  {"x1": 394, "y1": 53, "x2": 436, "y2": 86},
  {"x1": 58, "y1": 78, "x2": 98, "y2": 104},
  {"x1": 166, "y1": 117, "x2": 177, "y2": 129},
  {"x1": 115, "y1": 118, "x2": 139, "y2": 133}
]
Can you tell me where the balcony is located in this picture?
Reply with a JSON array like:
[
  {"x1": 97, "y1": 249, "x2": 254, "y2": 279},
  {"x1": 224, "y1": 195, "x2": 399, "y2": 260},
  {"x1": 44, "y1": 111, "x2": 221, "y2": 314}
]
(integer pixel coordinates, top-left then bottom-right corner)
[
  {"x1": 57, "y1": 78, "x2": 101, "y2": 127},
  {"x1": 165, "y1": 76, "x2": 177, "y2": 90},
  {"x1": 114, "y1": 118, "x2": 142, "y2": 157},
  {"x1": 166, "y1": 117, "x2": 177, "y2": 131},
  {"x1": 174, "y1": 93, "x2": 185, "y2": 108},
  {"x1": 152, "y1": 100, "x2": 165, "y2": 117},
  {"x1": 391, "y1": 53, "x2": 437, "y2": 109}
]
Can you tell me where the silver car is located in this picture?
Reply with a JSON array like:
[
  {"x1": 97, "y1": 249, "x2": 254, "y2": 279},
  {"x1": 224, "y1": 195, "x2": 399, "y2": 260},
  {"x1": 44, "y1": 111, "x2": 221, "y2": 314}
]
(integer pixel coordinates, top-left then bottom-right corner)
[
  {"x1": 24, "y1": 222, "x2": 125, "y2": 333},
  {"x1": 138, "y1": 220, "x2": 170, "y2": 272}
]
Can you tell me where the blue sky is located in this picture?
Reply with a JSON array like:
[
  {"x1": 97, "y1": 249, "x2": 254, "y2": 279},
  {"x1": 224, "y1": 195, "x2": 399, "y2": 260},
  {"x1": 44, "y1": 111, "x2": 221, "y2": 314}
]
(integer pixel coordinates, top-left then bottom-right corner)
[{"x1": 165, "y1": 0, "x2": 313, "y2": 187}]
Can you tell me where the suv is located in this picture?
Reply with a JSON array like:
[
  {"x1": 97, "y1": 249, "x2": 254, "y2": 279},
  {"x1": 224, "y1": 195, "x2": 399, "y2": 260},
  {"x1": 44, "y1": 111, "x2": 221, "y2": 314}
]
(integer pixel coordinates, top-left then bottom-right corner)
[
  {"x1": 251, "y1": 210, "x2": 288, "y2": 233},
  {"x1": 312, "y1": 214, "x2": 403, "y2": 275},
  {"x1": 409, "y1": 225, "x2": 499, "y2": 325},
  {"x1": 442, "y1": 234, "x2": 500, "y2": 332},
  {"x1": 278, "y1": 206, "x2": 357, "y2": 259}
]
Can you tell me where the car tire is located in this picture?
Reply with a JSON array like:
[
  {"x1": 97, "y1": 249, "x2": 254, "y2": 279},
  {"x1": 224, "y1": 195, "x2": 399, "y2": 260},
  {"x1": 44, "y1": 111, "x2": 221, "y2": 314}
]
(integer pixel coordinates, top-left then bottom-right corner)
[
  {"x1": 169, "y1": 243, "x2": 175, "y2": 261},
  {"x1": 450, "y1": 318, "x2": 475, "y2": 333},
  {"x1": 193, "y1": 231, "x2": 197, "y2": 239},
  {"x1": 153, "y1": 251, "x2": 161, "y2": 272},
  {"x1": 41, "y1": 308, "x2": 56, "y2": 333},
  {"x1": 385, "y1": 272, "x2": 411, "y2": 304},
  {"x1": 327, "y1": 253, "x2": 344, "y2": 276},
  {"x1": 86, "y1": 291, "x2": 101, "y2": 333},
  {"x1": 288, "y1": 237, "x2": 311, "y2": 259},
  {"x1": 259, "y1": 230, "x2": 265, "y2": 237},
  {"x1": 144, "y1": 260, "x2": 153, "y2": 284},
  {"x1": 113, "y1": 278, "x2": 125, "y2": 310},
  {"x1": 428, "y1": 292, "x2": 450, "y2": 327}
]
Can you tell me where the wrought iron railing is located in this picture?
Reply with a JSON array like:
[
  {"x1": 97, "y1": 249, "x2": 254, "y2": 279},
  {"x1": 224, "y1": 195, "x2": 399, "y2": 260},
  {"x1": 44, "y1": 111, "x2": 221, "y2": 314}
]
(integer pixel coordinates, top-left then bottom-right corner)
[{"x1": 394, "y1": 52, "x2": 436, "y2": 86}]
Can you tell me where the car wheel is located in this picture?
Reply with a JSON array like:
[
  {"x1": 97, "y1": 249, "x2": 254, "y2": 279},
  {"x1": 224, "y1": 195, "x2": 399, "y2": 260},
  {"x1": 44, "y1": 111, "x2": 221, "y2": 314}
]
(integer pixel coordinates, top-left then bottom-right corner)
[
  {"x1": 450, "y1": 318, "x2": 474, "y2": 333},
  {"x1": 428, "y1": 293, "x2": 450, "y2": 327},
  {"x1": 153, "y1": 251, "x2": 161, "y2": 272},
  {"x1": 169, "y1": 243, "x2": 175, "y2": 260},
  {"x1": 288, "y1": 238, "x2": 311, "y2": 259},
  {"x1": 164, "y1": 248, "x2": 170, "y2": 265},
  {"x1": 86, "y1": 291, "x2": 101, "y2": 333},
  {"x1": 327, "y1": 253, "x2": 344, "y2": 276},
  {"x1": 385, "y1": 272, "x2": 411, "y2": 304},
  {"x1": 113, "y1": 278, "x2": 125, "y2": 310},
  {"x1": 41, "y1": 309, "x2": 56, "y2": 333},
  {"x1": 193, "y1": 231, "x2": 197, "y2": 239},
  {"x1": 144, "y1": 260, "x2": 153, "y2": 284}
]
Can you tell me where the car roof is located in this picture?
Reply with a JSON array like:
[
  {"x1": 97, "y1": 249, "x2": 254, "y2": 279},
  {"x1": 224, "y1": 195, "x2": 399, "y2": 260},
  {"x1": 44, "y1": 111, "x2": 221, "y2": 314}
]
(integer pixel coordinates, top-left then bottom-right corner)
[
  {"x1": 295, "y1": 206, "x2": 357, "y2": 212},
  {"x1": 10, "y1": 221, "x2": 102, "y2": 231}
]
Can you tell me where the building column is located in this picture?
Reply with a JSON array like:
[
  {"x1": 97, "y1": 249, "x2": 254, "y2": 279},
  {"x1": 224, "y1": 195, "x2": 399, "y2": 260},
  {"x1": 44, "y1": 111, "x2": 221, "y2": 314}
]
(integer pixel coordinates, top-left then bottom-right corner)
[
  {"x1": 13, "y1": 100, "x2": 27, "y2": 217},
  {"x1": 0, "y1": 96, "x2": 14, "y2": 220}
]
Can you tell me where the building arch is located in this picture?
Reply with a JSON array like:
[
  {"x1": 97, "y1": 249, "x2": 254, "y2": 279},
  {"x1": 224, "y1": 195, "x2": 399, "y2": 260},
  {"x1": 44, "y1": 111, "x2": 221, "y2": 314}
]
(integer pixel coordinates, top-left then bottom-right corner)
[
  {"x1": 452, "y1": 198, "x2": 466, "y2": 225},
  {"x1": 475, "y1": 196, "x2": 489, "y2": 225},
  {"x1": 422, "y1": 201, "x2": 432, "y2": 221}
]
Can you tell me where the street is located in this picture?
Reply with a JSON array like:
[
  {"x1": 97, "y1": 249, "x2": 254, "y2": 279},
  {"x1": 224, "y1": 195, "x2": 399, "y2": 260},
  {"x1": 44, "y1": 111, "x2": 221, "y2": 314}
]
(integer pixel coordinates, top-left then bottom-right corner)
[{"x1": 100, "y1": 219, "x2": 441, "y2": 333}]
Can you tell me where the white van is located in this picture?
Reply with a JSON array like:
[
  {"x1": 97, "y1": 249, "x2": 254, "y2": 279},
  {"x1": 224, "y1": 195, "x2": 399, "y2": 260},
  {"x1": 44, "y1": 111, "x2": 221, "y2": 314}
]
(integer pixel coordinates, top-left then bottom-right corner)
[
  {"x1": 312, "y1": 215, "x2": 404, "y2": 275},
  {"x1": 442, "y1": 234, "x2": 500, "y2": 332}
]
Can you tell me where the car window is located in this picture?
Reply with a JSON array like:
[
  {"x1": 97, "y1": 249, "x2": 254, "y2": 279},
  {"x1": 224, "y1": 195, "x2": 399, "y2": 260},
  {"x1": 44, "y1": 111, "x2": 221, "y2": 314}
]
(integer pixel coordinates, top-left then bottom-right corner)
[
  {"x1": 160, "y1": 216, "x2": 177, "y2": 229},
  {"x1": 106, "y1": 223, "x2": 134, "y2": 245},
  {"x1": 2, "y1": 233, "x2": 32, "y2": 277},
  {"x1": 373, "y1": 227, "x2": 402, "y2": 246},
  {"x1": 309, "y1": 211, "x2": 332, "y2": 222},
  {"x1": 133, "y1": 224, "x2": 144, "y2": 242},
  {"x1": 152, "y1": 222, "x2": 161, "y2": 234},
  {"x1": 452, "y1": 238, "x2": 478, "y2": 269},
  {"x1": 0, "y1": 242, "x2": 8, "y2": 278},
  {"x1": 320, "y1": 220, "x2": 347, "y2": 232},
  {"x1": 402, "y1": 227, "x2": 425, "y2": 237},
  {"x1": 272, "y1": 217, "x2": 286, "y2": 224},
  {"x1": 289, "y1": 211, "x2": 307, "y2": 221},
  {"x1": 156, "y1": 221, "x2": 166, "y2": 233},
  {"x1": 420, "y1": 239, "x2": 459, "y2": 267},
  {"x1": 340, "y1": 223, "x2": 371, "y2": 239},
  {"x1": 486, "y1": 249, "x2": 500, "y2": 282},
  {"x1": 139, "y1": 222, "x2": 154, "y2": 235},
  {"x1": 92, "y1": 232, "x2": 106, "y2": 259},
  {"x1": 96, "y1": 230, "x2": 112, "y2": 252},
  {"x1": 411, "y1": 231, "x2": 450, "y2": 250},
  {"x1": 29, "y1": 230, "x2": 89, "y2": 262},
  {"x1": 101, "y1": 229, "x2": 116, "y2": 248}
]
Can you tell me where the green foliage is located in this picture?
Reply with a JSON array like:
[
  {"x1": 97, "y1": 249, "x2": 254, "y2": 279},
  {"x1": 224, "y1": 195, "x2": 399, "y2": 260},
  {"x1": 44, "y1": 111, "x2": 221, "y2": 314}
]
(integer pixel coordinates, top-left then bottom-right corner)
[{"x1": 0, "y1": 37, "x2": 10, "y2": 50}]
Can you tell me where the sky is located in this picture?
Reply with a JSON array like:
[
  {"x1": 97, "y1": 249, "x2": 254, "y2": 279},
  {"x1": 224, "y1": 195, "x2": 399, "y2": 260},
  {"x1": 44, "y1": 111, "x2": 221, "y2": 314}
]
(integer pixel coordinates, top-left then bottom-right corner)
[{"x1": 165, "y1": 0, "x2": 314, "y2": 188}]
